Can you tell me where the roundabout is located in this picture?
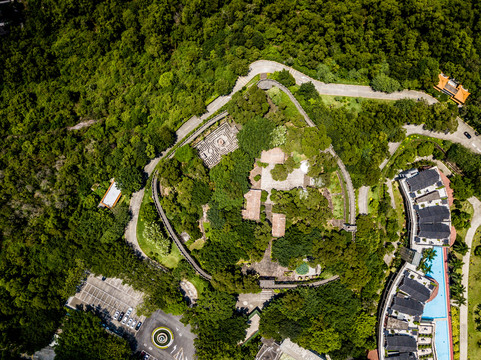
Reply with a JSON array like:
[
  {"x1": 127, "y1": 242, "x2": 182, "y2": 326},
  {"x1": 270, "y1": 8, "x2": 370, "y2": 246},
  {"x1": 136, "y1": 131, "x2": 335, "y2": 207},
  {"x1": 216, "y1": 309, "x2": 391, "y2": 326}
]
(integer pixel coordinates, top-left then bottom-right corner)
[{"x1": 151, "y1": 326, "x2": 174, "y2": 349}]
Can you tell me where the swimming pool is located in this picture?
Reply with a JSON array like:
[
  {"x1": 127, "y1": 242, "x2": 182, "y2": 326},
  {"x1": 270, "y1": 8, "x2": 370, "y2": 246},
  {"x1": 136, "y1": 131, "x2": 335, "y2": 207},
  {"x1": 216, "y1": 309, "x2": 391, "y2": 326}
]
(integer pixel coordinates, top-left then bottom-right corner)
[
  {"x1": 422, "y1": 246, "x2": 447, "y2": 319},
  {"x1": 435, "y1": 319, "x2": 451, "y2": 360}
]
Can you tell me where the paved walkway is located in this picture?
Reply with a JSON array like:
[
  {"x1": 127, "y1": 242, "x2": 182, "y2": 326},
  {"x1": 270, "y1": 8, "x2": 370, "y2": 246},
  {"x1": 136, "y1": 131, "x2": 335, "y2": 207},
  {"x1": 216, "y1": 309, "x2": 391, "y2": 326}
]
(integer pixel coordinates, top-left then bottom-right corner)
[
  {"x1": 460, "y1": 197, "x2": 481, "y2": 360},
  {"x1": 124, "y1": 59, "x2": 481, "y2": 290},
  {"x1": 258, "y1": 79, "x2": 356, "y2": 225},
  {"x1": 152, "y1": 172, "x2": 212, "y2": 281},
  {"x1": 358, "y1": 186, "x2": 369, "y2": 215}
]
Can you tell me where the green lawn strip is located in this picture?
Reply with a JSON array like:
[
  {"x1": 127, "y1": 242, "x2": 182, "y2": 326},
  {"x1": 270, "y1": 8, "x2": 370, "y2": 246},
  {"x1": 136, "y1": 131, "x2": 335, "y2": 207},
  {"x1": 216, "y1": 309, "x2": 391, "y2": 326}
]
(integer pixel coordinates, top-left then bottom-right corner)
[
  {"x1": 327, "y1": 171, "x2": 342, "y2": 194},
  {"x1": 245, "y1": 74, "x2": 260, "y2": 88},
  {"x1": 160, "y1": 244, "x2": 183, "y2": 269},
  {"x1": 391, "y1": 181, "x2": 406, "y2": 228},
  {"x1": 205, "y1": 92, "x2": 219, "y2": 106},
  {"x1": 331, "y1": 194, "x2": 344, "y2": 220},
  {"x1": 266, "y1": 86, "x2": 303, "y2": 122},
  {"x1": 381, "y1": 134, "x2": 445, "y2": 179},
  {"x1": 468, "y1": 226, "x2": 481, "y2": 360},
  {"x1": 367, "y1": 186, "x2": 380, "y2": 214},
  {"x1": 136, "y1": 187, "x2": 152, "y2": 254},
  {"x1": 452, "y1": 305, "x2": 460, "y2": 360},
  {"x1": 189, "y1": 275, "x2": 208, "y2": 296},
  {"x1": 136, "y1": 187, "x2": 183, "y2": 269}
]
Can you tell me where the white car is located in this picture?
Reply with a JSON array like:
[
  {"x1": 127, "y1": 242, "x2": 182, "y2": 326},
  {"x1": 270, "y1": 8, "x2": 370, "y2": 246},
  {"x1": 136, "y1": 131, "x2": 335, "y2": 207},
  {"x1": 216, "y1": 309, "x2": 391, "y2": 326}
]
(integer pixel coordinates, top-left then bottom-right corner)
[
  {"x1": 113, "y1": 311, "x2": 120, "y2": 320},
  {"x1": 130, "y1": 320, "x2": 136, "y2": 329},
  {"x1": 125, "y1": 307, "x2": 133, "y2": 317},
  {"x1": 127, "y1": 318, "x2": 133, "y2": 327},
  {"x1": 122, "y1": 316, "x2": 128, "y2": 324}
]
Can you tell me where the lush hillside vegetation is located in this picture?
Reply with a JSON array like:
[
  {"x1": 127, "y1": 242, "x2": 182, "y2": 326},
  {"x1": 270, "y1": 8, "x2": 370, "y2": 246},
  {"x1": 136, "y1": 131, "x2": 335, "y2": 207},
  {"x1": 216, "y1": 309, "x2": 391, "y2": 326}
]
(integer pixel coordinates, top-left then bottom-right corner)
[{"x1": 2, "y1": 0, "x2": 481, "y2": 357}]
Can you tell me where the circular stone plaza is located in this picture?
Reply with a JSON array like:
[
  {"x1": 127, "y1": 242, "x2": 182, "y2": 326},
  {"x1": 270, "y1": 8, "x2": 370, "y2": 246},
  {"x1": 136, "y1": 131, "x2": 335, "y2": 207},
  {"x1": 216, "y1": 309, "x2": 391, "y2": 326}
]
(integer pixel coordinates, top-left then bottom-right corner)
[{"x1": 151, "y1": 327, "x2": 174, "y2": 349}]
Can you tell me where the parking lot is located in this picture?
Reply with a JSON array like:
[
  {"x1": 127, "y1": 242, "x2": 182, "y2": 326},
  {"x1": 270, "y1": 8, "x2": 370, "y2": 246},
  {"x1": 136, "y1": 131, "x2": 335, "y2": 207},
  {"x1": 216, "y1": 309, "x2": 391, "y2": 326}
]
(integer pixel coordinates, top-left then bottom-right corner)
[{"x1": 67, "y1": 274, "x2": 146, "y2": 334}]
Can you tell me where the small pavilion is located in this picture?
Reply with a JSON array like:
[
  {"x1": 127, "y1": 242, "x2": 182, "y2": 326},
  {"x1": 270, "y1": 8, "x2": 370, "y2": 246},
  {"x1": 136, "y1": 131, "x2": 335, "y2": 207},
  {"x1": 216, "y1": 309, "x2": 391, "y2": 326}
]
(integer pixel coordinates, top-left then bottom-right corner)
[{"x1": 434, "y1": 73, "x2": 470, "y2": 105}]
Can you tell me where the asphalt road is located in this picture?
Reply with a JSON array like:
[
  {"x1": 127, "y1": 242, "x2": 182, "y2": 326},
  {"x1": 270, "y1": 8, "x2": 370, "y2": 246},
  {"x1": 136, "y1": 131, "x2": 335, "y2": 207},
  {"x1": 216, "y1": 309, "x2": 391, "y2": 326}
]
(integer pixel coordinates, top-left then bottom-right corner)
[{"x1": 135, "y1": 310, "x2": 195, "y2": 360}]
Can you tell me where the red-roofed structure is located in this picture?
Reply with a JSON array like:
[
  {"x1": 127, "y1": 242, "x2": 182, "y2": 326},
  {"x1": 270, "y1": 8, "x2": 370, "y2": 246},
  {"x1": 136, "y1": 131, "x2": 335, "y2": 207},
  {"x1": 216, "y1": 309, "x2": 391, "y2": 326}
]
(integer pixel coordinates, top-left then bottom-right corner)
[{"x1": 439, "y1": 170, "x2": 454, "y2": 207}]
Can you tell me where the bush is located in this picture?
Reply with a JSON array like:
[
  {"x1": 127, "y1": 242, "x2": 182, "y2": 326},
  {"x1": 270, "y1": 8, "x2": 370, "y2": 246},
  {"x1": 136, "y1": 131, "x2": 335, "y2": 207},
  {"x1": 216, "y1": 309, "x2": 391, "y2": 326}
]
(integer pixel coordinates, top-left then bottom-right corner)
[
  {"x1": 261, "y1": 190, "x2": 268, "y2": 202},
  {"x1": 371, "y1": 73, "x2": 401, "y2": 93},
  {"x1": 175, "y1": 145, "x2": 194, "y2": 163},
  {"x1": 254, "y1": 174, "x2": 261, "y2": 182},
  {"x1": 317, "y1": 63, "x2": 336, "y2": 83},
  {"x1": 298, "y1": 82, "x2": 319, "y2": 99},
  {"x1": 271, "y1": 164, "x2": 288, "y2": 181},
  {"x1": 276, "y1": 69, "x2": 295, "y2": 87},
  {"x1": 295, "y1": 262, "x2": 309, "y2": 275},
  {"x1": 474, "y1": 245, "x2": 481, "y2": 257}
]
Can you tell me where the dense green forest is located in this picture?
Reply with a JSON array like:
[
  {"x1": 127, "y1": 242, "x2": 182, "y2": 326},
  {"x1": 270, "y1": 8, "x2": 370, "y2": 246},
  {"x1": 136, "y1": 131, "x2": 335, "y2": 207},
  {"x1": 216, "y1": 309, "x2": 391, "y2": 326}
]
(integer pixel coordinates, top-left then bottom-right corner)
[{"x1": 2, "y1": 0, "x2": 481, "y2": 357}]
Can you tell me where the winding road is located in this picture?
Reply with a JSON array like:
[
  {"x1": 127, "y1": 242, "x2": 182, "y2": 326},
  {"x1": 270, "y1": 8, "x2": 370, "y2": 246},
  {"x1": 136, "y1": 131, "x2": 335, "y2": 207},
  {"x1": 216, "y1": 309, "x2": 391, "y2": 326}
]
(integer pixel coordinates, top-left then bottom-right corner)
[{"x1": 124, "y1": 60, "x2": 481, "y2": 320}]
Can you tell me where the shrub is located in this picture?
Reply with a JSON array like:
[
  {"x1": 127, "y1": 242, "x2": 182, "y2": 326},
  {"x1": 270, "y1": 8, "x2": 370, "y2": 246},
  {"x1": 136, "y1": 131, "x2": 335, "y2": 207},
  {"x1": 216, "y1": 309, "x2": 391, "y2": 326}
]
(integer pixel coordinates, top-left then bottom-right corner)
[
  {"x1": 275, "y1": 69, "x2": 295, "y2": 87},
  {"x1": 254, "y1": 174, "x2": 261, "y2": 182},
  {"x1": 371, "y1": 73, "x2": 401, "y2": 93},
  {"x1": 271, "y1": 164, "x2": 288, "y2": 181}
]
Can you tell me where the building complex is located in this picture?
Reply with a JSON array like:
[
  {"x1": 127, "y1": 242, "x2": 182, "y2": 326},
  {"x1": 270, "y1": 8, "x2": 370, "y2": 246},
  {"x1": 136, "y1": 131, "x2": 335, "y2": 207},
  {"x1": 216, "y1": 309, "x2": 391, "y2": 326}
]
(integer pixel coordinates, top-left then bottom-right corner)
[{"x1": 379, "y1": 167, "x2": 454, "y2": 360}]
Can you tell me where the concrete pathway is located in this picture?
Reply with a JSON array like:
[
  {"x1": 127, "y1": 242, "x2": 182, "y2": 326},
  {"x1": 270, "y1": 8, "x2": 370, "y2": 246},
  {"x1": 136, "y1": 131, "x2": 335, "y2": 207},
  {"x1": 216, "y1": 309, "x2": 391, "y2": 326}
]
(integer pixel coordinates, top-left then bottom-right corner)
[
  {"x1": 385, "y1": 180, "x2": 396, "y2": 210},
  {"x1": 460, "y1": 197, "x2": 481, "y2": 360},
  {"x1": 358, "y1": 186, "x2": 369, "y2": 215},
  {"x1": 124, "y1": 59, "x2": 481, "y2": 278}
]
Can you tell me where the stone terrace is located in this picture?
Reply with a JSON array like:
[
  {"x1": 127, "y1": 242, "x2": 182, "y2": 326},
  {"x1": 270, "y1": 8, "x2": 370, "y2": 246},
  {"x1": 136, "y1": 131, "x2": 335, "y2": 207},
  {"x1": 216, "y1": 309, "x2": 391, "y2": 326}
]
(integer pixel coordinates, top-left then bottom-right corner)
[{"x1": 195, "y1": 122, "x2": 239, "y2": 168}]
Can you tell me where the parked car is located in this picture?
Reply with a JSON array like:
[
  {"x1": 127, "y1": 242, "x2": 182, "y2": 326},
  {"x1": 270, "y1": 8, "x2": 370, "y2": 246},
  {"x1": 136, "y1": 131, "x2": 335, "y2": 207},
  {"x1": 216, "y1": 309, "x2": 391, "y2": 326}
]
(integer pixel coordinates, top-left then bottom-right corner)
[
  {"x1": 114, "y1": 311, "x2": 120, "y2": 320},
  {"x1": 118, "y1": 312, "x2": 124, "y2": 322},
  {"x1": 122, "y1": 316, "x2": 128, "y2": 324},
  {"x1": 125, "y1": 307, "x2": 133, "y2": 317},
  {"x1": 135, "y1": 322, "x2": 142, "y2": 331},
  {"x1": 464, "y1": 131, "x2": 472, "y2": 139},
  {"x1": 127, "y1": 318, "x2": 133, "y2": 327},
  {"x1": 144, "y1": 354, "x2": 150, "y2": 360},
  {"x1": 130, "y1": 320, "x2": 136, "y2": 329}
]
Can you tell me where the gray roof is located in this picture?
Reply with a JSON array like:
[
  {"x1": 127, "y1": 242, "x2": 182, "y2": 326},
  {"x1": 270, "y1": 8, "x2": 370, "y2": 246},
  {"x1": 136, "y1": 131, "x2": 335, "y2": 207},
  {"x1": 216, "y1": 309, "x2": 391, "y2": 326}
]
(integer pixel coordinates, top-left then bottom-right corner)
[
  {"x1": 387, "y1": 353, "x2": 416, "y2": 360},
  {"x1": 386, "y1": 335, "x2": 417, "y2": 352},
  {"x1": 391, "y1": 297, "x2": 424, "y2": 316},
  {"x1": 406, "y1": 169, "x2": 440, "y2": 192},
  {"x1": 418, "y1": 223, "x2": 451, "y2": 239},
  {"x1": 415, "y1": 191, "x2": 441, "y2": 203},
  {"x1": 417, "y1": 206, "x2": 450, "y2": 224},
  {"x1": 399, "y1": 277, "x2": 431, "y2": 303}
]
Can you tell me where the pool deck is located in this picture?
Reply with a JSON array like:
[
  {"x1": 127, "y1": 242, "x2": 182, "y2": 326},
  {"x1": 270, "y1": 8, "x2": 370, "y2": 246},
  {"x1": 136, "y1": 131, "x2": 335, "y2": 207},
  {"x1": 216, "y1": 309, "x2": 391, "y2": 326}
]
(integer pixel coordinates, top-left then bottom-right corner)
[{"x1": 423, "y1": 246, "x2": 454, "y2": 360}]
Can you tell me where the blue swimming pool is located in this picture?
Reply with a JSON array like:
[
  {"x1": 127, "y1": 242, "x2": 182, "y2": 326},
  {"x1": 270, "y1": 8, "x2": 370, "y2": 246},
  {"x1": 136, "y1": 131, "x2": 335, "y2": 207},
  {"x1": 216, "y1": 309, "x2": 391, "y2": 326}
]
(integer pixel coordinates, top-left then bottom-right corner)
[
  {"x1": 422, "y1": 246, "x2": 447, "y2": 319},
  {"x1": 435, "y1": 319, "x2": 451, "y2": 360}
]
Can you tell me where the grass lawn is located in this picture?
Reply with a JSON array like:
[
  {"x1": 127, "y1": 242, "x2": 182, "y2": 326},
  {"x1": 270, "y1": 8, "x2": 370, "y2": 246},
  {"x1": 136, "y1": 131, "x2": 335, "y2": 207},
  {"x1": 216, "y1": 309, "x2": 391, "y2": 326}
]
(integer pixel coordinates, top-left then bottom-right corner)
[
  {"x1": 331, "y1": 194, "x2": 344, "y2": 220},
  {"x1": 266, "y1": 86, "x2": 303, "y2": 123},
  {"x1": 136, "y1": 187, "x2": 152, "y2": 254},
  {"x1": 391, "y1": 181, "x2": 406, "y2": 228},
  {"x1": 327, "y1": 171, "x2": 342, "y2": 194},
  {"x1": 189, "y1": 275, "x2": 208, "y2": 296},
  {"x1": 452, "y1": 305, "x2": 460, "y2": 360},
  {"x1": 319, "y1": 95, "x2": 366, "y2": 113},
  {"x1": 189, "y1": 238, "x2": 205, "y2": 251},
  {"x1": 468, "y1": 226, "x2": 481, "y2": 360},
  {"x1": 136, "y1": 187, "x2": 183, "y2": 269},
  {"x1": 367, "y1": 186, "x2": 380, "y2": 214}
]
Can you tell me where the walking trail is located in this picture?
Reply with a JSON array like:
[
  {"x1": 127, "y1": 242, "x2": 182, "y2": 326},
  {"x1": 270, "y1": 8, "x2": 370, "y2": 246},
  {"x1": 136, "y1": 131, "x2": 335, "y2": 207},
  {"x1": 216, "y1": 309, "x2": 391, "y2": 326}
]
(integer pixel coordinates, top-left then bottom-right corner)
[
  {"x1": 124, "y1": 60, "x2": 481, "y2": 302},
  {"x1": 460, "y1": 197, "x2": 481, "y2": 360}
]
